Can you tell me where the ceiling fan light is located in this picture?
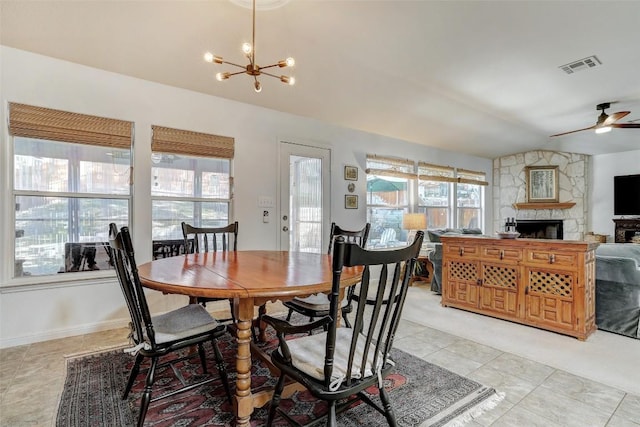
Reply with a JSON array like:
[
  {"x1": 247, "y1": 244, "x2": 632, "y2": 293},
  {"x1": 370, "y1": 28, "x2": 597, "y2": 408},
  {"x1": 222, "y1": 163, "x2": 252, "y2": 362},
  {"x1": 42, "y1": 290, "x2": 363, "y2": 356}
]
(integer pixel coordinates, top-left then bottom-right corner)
[{"x1": 595, "y1": 126, "x2": 612, "y2": 134}]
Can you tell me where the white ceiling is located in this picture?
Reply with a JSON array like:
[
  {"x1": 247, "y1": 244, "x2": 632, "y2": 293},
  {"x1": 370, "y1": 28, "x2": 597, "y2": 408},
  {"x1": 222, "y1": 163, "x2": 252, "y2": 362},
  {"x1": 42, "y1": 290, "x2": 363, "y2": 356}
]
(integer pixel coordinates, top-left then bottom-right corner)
[{"x1": 2, "y1": 0, "x2": 640, "y2": 159}]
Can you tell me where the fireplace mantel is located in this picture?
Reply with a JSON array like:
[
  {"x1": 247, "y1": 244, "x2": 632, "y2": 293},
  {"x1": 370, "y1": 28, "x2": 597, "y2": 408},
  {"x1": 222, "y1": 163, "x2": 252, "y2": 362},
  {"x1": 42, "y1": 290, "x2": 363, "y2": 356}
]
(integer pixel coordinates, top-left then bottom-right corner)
[{"x1": 513, "y1": 202, "x2": 576, "y2": 210}]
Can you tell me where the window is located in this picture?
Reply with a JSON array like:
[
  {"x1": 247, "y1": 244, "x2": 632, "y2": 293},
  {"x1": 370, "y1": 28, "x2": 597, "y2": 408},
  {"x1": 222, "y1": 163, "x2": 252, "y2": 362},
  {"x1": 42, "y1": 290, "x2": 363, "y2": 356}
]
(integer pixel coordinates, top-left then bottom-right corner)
[
  {"x1": 456, "y1": 169, "x2": 485, "y2": 229},
  {"x1": 418, "y1": 162, "x2": 454, "y2": 229},
  {"x1": 366, "y1": 154, "x2": 488, "y2": 245},
  {"x1": 365, "y1": 155, "x2": 415, "y2": 248},
  {"x1": 151, "y1": 126, "x2": 234, "y2": 240},
  {"x1": 10, "y1": 103, "x2": 132, "y2": 277}
]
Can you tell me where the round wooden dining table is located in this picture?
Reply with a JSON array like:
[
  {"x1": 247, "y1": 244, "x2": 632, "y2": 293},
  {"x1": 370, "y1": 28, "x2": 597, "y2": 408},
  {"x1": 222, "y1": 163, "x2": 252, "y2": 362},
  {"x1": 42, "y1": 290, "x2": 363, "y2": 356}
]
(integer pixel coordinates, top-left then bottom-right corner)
[{"x1": 137, "y1": 250, "x2": 363, "y2": 427}]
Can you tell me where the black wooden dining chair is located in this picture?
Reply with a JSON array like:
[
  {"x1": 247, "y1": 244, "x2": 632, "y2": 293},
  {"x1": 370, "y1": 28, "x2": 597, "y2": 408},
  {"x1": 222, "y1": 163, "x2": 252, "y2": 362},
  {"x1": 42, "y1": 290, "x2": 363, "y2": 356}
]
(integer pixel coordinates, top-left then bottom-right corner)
[
  {"x1": 181, "y1": 221, "x2": 238, "y2": 322},
  {"x1": 283, "y1": 222, "x2": 370, "y2": 329},
  {"x1": 108, "y1": 223, "x2": 232, "y2": 427},
  {"x1": 262, "y1": 231, "x2": 423, "y2": 427}
]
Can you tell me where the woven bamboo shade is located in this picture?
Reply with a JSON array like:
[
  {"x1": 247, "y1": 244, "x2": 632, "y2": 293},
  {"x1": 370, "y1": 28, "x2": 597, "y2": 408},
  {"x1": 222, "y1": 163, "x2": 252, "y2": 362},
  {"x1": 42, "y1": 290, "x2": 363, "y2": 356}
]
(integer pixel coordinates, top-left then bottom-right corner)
[
  {"x1": 418, "y1": 162, "x2": 455, "y2": 183},
  {"x1": 457, "y1": 169, "x2": 488, "y2": 186},
  {"x1": 366, "y1": 154, "x2": 416, "y2": 179},
  {"x1": 9, "y1": 103, "x2": 132, "y2": 148},
  {"x1": 152, "y1": 125, "x2": 234, "y2": 159}
]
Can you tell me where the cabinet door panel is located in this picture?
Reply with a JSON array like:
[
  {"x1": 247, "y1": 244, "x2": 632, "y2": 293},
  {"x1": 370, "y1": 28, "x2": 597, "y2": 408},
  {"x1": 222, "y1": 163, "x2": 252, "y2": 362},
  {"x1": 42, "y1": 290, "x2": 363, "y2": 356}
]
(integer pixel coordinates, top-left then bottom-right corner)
[
  {"x1": 446, "y1": 281, "x2": 480, "y2": 307},
  {"x1": 444, "y1": 259, "x2": 480, "y2": 308},
  {"x1": 479, "y1": 263, "x2": 519, "y2": 317},
  {"x1": 480, "y1": 287, "x2": 518, "y2": 316},
  {"x1": 525, "y1": 268, "x2": 574, "y2": 331}
]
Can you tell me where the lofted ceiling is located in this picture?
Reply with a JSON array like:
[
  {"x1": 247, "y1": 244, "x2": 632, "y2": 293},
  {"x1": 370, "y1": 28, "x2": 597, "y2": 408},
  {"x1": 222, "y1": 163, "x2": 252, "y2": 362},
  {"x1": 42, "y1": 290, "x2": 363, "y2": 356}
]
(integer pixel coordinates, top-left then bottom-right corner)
[{"x1": 1, "y1": 0, "x2": 640, "y2": 159}]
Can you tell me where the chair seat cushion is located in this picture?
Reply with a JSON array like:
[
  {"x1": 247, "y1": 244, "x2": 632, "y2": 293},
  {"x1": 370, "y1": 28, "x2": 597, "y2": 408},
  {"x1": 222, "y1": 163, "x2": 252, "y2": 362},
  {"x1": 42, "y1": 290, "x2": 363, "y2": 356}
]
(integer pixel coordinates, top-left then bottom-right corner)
[
  {"x1": 291, "y1": 293, "x2": 349, "y2": 311},
  {"x1": 283, "y1": 328, "x2": 384, "y2": 390},
  {"x1": 152, "y1": 304, "x2": 221, "y2": 344}
]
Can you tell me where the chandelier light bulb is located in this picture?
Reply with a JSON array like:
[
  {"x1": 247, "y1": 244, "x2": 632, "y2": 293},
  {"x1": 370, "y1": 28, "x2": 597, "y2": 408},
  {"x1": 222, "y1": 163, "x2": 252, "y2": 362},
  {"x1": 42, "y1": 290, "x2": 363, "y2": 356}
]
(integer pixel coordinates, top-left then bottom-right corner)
[
  {"x1": 280, "y1": 75, "x2": 295, "y2": 85},
  {"x1": 204, "y1": 52, "x2": 214, "y2": 63},
  {"x1": 286, "y1": 57, "x2": 295, "y2": 67},
  {"x1": 216, "y1": 72, "x2": 230, "y2": 81},
  {"x1": 242, "y1": 42, "x2": 252, "y2": 55},
  {"x1": 254, "y1": 80, "x2": 262, "y2": 92}
]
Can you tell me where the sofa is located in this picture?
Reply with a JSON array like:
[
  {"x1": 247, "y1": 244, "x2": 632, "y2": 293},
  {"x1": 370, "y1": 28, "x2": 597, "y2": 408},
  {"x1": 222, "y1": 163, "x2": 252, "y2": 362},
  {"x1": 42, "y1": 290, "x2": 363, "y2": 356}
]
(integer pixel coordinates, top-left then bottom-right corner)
[{"x1": 595, "y1": 243, "x2": 640, "y2": 339}]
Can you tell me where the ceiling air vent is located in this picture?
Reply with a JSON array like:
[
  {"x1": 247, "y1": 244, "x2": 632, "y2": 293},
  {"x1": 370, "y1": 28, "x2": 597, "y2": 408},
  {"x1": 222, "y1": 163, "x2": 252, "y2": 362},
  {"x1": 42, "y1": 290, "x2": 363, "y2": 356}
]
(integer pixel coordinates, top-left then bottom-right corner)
[{"x1": 559, "y1": 55, "x2": 601, "y2": 74}]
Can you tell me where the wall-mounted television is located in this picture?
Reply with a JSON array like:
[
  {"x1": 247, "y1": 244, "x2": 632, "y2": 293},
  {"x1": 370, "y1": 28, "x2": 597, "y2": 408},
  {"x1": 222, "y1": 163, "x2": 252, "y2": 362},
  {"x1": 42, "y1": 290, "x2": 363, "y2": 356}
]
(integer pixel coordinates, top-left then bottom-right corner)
[{"x1": 614, "y1": 174, "x2": 640, "y2": 216}]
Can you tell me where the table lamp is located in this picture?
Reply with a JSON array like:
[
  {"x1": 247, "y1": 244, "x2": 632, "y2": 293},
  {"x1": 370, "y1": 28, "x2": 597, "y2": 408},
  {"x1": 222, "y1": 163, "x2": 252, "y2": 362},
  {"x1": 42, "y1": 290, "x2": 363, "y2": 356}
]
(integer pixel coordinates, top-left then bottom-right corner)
[{"x1": 402, "y1": 213, "x2": 427, "y2": 243}]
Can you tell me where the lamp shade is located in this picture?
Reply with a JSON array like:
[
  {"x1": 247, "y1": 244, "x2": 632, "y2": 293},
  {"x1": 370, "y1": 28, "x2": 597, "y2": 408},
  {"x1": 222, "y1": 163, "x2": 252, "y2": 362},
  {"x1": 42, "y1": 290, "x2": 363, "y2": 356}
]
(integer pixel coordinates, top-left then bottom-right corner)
[{"x1": 402, "y1": 213, "x2": 427, "y2": 230}]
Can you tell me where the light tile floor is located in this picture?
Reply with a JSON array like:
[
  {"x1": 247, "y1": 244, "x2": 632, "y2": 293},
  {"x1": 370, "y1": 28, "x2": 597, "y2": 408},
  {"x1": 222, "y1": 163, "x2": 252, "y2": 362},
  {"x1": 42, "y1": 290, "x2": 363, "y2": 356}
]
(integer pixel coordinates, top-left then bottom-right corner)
[{"x1": 1, "y1": 286, "x2": 639, "y2": 426}]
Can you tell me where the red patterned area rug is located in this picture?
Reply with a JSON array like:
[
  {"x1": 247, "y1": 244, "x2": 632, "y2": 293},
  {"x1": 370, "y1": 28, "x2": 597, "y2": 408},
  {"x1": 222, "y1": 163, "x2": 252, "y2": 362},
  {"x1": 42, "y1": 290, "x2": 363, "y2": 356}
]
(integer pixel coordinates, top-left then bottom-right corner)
[{"x1": 56, "y1": 330, "x2": 503, "y2": 427}]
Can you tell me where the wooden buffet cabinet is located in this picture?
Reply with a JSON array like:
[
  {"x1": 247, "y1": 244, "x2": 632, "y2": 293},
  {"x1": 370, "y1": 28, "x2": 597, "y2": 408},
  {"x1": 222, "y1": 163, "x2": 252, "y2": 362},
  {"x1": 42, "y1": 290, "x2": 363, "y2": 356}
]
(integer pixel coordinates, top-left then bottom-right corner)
[{"x1": 440, "y1": 236, "x2": 598, "y2": 340}]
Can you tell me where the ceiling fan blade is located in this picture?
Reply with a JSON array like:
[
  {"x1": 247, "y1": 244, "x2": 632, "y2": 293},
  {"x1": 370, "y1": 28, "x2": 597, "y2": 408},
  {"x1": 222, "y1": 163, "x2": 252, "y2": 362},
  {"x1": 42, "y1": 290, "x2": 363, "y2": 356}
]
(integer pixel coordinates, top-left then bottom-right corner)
[
  {"x1": 603, "y1": 111, "x2": 630, "y2": 126},
  {"x1": 549, "y1": 126, "x2": 595, "y2": 137},
  {"x1": 611, "y1": 123, "x2": 640, "y2": 129}
]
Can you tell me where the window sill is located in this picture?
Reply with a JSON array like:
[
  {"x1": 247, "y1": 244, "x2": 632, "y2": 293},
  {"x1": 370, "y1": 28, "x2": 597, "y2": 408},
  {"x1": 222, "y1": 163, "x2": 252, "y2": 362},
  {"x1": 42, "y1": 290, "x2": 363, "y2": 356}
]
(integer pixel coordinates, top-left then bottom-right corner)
[{"x1": 1, "y1": 270, "x2": 116, "y2": 292}]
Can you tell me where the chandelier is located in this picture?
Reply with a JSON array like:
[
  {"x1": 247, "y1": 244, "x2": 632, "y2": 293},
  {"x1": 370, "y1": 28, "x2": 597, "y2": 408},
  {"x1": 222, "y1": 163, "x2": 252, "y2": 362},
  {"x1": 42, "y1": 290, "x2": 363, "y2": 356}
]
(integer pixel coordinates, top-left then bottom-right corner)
[{"x1": 203, "y1": 0, "x2": 295, "y2": 93}]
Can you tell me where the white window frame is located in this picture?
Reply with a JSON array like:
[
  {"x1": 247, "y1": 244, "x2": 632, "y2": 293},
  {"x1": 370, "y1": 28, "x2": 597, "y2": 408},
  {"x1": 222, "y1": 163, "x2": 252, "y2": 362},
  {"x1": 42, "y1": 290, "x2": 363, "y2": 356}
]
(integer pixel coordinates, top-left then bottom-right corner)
[
  {"x1": 150, "y1": 152, "x2": 233, "y2": 241},
  {"x1": 366, "y1": 156, "x2": 487, "y2": 242}
]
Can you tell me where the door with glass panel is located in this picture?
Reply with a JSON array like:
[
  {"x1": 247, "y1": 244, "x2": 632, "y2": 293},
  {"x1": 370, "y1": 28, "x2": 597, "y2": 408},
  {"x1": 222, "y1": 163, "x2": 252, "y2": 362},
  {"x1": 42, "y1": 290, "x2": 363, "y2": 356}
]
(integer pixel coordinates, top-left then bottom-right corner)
[{"x1": 279, "y1": 142, "x2": 330, "y2": 252}]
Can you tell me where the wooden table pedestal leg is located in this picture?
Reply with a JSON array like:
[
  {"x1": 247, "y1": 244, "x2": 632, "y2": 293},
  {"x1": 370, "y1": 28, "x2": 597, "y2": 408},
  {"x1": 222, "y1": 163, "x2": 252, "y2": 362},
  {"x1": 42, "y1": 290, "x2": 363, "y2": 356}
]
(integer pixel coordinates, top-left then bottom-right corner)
[{"x1": 235, "y1": 298, "x2": 254, "y2": 427}]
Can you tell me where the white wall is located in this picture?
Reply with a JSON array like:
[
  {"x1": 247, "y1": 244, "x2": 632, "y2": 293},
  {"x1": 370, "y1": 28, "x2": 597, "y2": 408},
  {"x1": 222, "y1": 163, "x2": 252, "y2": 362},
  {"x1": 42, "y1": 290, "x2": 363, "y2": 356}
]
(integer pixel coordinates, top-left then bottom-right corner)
[
  {"x1": 0, "y1": 47, "x2": 492, "y2": 347},
  {"x1": 590, "y1": 150, "x2": 640, "y2": 239}
]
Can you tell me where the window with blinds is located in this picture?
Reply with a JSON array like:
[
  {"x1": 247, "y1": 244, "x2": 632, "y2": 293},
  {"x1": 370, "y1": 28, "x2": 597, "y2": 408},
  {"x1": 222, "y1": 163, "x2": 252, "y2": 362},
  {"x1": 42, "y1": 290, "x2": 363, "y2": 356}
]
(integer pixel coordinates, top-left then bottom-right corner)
[
  {"x1": 366, "y1": 155, "x2": 487, "y2": 243},
  {"x1": 9, "y1": 103, "x2": 133, "y2": 277},
  {"x1": 418, "y1": 162, "x2": 455, "y2": 229},
  {"x1": 455, "y1": 169, "x2": 487, "y2": 230},
  {"x1": 365, "y1": 155, "x2": 416, "y2": 248},
  {"x1": 150, "y1": 125, "x2": 234, "y2": 240}
]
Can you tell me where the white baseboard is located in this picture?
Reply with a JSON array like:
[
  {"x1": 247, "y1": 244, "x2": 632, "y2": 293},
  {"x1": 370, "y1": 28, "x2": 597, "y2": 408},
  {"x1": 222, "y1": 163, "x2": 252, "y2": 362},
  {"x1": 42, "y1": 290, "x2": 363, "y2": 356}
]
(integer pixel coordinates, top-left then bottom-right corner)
[{"x1": 0, "y1": 317, "x2": 130, "y2": 348}]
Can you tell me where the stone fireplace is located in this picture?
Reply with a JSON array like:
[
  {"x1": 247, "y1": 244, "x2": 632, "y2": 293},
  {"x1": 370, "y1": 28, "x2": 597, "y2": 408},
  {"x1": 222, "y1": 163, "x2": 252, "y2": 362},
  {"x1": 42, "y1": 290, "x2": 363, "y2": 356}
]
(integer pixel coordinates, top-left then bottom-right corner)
[
  {"x1": 515, "y1": 219, "x2": 563, "y2": 239},
  {"x1": 493, "y1": 150, "x2": 588, "y2": 241}
]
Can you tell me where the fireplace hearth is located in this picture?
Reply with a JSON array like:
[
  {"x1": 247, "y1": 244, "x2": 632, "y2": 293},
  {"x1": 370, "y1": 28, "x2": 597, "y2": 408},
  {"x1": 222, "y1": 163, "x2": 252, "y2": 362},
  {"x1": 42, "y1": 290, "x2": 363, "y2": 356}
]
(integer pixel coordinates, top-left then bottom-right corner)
[{"x1": 515, "y1": 219, "x2": 563, "y2": 240}]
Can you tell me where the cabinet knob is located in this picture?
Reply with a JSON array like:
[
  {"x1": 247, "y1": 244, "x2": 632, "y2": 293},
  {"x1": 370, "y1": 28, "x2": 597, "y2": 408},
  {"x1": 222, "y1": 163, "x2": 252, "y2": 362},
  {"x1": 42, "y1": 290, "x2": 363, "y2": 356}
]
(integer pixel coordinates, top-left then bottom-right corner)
[
  {"x1": 459, "y1": 247, "x2": 464, "y2": 256},
  {"x1": 549, "y1": 254, "x2": 555, "y2": 264},
  {"x1": 500, "y1": 250, "x2": 504, "y2": 260}
]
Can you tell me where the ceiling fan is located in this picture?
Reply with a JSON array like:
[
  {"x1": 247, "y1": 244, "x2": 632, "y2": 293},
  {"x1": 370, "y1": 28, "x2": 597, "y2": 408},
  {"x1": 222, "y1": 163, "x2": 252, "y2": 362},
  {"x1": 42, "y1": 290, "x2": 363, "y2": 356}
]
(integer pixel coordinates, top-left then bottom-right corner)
[{"x1": 550, "y1": 102, "x2": 640, "y2": 137}]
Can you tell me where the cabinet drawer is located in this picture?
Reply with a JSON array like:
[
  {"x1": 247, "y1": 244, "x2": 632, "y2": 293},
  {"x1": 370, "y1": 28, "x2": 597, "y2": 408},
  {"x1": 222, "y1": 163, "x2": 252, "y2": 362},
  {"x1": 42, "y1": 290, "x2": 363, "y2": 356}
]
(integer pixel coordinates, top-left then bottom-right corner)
[
  {"x1": 482, "y1": 246, "x2": 522, "y2": 262},
  {"x1": 525, "y1": 249, "x2": 577, "y2": 268},
  {"x1": 444, "y1": 244, "x2": 479, "y2": 258}
]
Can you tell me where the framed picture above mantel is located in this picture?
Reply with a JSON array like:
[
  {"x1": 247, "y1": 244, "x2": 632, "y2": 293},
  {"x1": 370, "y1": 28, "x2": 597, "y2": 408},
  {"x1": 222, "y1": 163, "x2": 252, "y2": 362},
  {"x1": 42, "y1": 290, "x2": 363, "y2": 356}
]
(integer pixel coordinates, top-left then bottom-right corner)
[{"x1": 525, "y1": 165, "x2": 559, "y2": 203}]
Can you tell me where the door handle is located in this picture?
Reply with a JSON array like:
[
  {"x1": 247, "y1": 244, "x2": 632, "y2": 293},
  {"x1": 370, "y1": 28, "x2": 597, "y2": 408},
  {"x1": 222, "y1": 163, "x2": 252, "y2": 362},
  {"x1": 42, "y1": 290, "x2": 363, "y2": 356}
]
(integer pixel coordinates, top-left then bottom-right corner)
[{"x1": 282, "y1": 226, "x2": 289, "y2": 232}]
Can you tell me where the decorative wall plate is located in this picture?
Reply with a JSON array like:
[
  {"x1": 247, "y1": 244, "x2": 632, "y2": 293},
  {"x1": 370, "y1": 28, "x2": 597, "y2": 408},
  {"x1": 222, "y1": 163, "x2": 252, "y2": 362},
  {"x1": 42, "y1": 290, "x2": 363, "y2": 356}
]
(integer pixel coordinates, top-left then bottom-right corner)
[{"x1": 347, "y1": 183, "x2": 355, "y2": 193}]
